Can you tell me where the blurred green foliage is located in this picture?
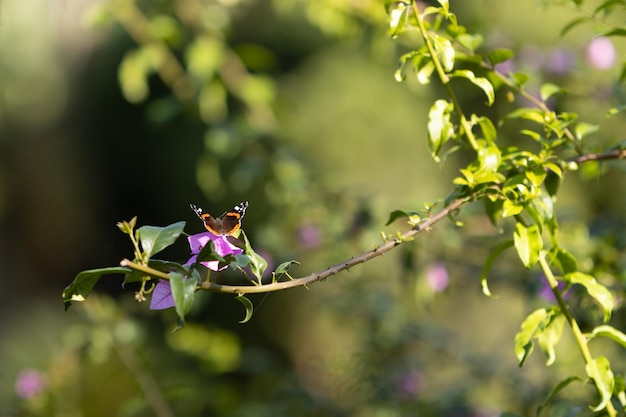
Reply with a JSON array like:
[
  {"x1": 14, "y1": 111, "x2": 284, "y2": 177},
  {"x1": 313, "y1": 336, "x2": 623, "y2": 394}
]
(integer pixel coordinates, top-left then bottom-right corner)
[{"x1": 2, "y1": 0, "x2": 626, "y2": 416}]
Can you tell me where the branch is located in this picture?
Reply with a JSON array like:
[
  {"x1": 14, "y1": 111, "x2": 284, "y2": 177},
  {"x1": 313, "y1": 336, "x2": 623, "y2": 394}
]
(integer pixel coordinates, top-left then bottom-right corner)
[{"x1": 198, "y1": 197, "x2": 470, "y2": 294}]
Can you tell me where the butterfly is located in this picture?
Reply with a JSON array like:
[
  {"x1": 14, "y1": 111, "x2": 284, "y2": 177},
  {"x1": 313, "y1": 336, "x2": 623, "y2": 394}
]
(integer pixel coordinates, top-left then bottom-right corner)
[{"x1": 190, "y1": 201, "x2": 248, "y2": 236}]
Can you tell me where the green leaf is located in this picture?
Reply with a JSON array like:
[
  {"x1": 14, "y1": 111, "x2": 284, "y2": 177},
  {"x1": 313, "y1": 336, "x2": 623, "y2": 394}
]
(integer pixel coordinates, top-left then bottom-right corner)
[
  {"x1": 427, "y1": 99, "x2": 454, "y2": 158},
  {"x1": 502, "y1": 199, "x2": 523, "y2": 217},
  {"x1": 564, "y1": 272, "x2": 614, "y2": 322},
  {"x1": 590, "y1": 325, "x2": 626, "y2": 348},
  {"x1": 574, "y1": 122, "x2": 600, "y2": 141},
  {"x1": 550, "y1": 248, "x2": 579, "y2": 275},
  {"x1": 473, "y1": 115, "x2": 497, "y2": 143},
  {"x1": 456, "y1": 33, "x2": 483, "y2": 52},
  {"x1": 272, "y1": 260, "x2": 301, "y2": 283},
  {"x1": 432, "y1": 34, "x2": 455, "y2": 72},
  {"x1": 236, "y1": 294, "x2": 254, "y2": 323},
  {"x1": 488, "y1": 48, "x2": 514, "y2": 66},
  {"x1": 514, "y1": 223, "x2": 543, "y2": 268},
  {"x1": 560, "y1": 16, "x2": 589, "y2": 37},
  {"x1": 537, "y1": 376, "x2": 585, "y2": 417},
  {"x1": 483, "y1": 197, "x2": 503, "y2": 229},
  {"x1": 63, "y1": 267, "x2": 130, "y2": 310},
  {"x1": 450, "y1": 70, "x2": 495, "y2": 105},
  {"x1": 388, "y1": 1, "x2": 409, "y2": 39},
  {"x1": 515, "y1": 308, "x2": 554, "y2": 366},
  {"x1": 540, "y1": 83, "x2": 566, "y2": 101},
  {"x1": 241, "y1": 231, "x2": 267, "y2": 283},
  {"x1": 479, "y1": 240, "x2": 514, "y2": 297},
  {"x1": 586, "y1": 356, "x2": 614, "y2": 412},
  {"x1": 386, "y1": 209, "x2": 414, "y2": 226},
  {"x1": 537, "y1": 313, "x2": 565, "y2": 366},
  {"x1": 195, "y1": 240, "x2": 225, "y2": 264},
  {"x1": 138, "y1": 221, "x2": 186, "y2": 258},
  {"x1": 170, "y1": 272, "x2": 198, "y2": 329}
]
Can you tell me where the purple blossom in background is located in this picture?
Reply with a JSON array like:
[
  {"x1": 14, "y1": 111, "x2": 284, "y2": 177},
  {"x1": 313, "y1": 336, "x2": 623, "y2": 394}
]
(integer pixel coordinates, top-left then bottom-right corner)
[
  {"x1": 297, "y1": 223, "x2": 322, "y2": 249},
  {"x1": 15, "y1": 369, "x2": 46, "y2": 399},
  {"x1": 586, "y1": 37, "x2": 615, "y2": 70},
  {"x1": 538, "y1": 277, "x2": 568, "y2": 302},
  {"x1": 150, "y1": 232, "x2": 243, "y2": 310},
  {"x1": 426, "y1": 262, "x2": 449, "y2": 292},
  {"x1": 545, "y1": 47, "x2": 575, "y2": 75}
]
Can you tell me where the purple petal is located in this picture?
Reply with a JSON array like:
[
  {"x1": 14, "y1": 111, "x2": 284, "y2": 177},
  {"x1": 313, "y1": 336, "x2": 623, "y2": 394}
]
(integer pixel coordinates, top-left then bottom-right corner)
[
  {"x1": 187, "y1": 232, "x2": 243, "y2": 271},
  {"x1": 150, "y1": 280, "x2": 175, "y2": 310}
]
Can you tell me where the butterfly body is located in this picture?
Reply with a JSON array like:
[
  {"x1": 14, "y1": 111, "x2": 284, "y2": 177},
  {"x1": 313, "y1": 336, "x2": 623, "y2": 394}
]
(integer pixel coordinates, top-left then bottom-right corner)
[{"x1": 190, "y1": 201, "x2": 248, "y2": 236}]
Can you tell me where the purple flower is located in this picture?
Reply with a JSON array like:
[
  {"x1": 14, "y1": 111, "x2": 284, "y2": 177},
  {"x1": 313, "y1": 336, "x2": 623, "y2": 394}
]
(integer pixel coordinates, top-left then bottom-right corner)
[
  {"x1": 538, "y1": 277, "x2": 568, "y2": 302},
  {"x1": 297, "y1": 223, "x2": 322, "y2": 249},
  {"x1": 586, "y1": 37, "x2": 615, "y2": 70},
  {"x1": 15, "y1": 369, "x2": 46, "y2": 399},
  {"x1": 545, "y1": 47, "x2": 575, "y2": 75},
  {"x1": 426, "y1": 262, "x2": 449, "y2": 292},
  {"x1": 396, "y1": 370, "x2": 423, "y2": 399},
  {"x1": 150, "y1": 232, "x2": 243, "y2": 310}
]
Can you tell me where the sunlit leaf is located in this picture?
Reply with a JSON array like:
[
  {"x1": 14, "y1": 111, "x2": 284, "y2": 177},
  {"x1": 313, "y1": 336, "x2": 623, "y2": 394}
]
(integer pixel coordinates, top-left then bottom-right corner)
[
  {"x1": 590, "y1": 325, "x2": 626, "y2": 348},
  {"x1": 537, "y1": 313, "x2": 565, "y2": 366},
  {"x1": 388, "y1": 1, "x2": 409, "y2": 38},
  {"x1": 565, "y1": 272, "x2": 614, "y2": 322},
  {"x1": 427, "y1": 99, "x2": 454, "y2": 158},
  {"x1": 514, "y1": 222, "x2": 543, "y2": 268},
  {"x1": 450, "y1": 70, "x2": 495, "y2": 105},
  {"x1": 138, "y1": 221, "x2": 186, "y2": 258},
  {"x1": 515, "y1": 308, "x2": 554, "y2": 366},
  {"x1": 586, "y1": 356, "x2": 614, "y2": 412}
]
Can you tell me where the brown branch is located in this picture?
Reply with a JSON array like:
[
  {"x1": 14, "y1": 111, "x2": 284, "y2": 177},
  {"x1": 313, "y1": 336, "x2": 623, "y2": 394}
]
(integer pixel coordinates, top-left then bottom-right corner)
[
  {"x1": 566, "y1": 148, "x2": 626, "y2": 165},
  {"x1": 197, "y1": 197, "x2": 470, "y2": 294}
]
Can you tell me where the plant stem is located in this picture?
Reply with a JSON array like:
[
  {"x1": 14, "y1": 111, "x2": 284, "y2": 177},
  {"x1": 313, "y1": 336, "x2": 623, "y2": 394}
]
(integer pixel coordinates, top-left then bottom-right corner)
[{"x1": 538, "y1": 253, "x2": 617, "y2": 416}]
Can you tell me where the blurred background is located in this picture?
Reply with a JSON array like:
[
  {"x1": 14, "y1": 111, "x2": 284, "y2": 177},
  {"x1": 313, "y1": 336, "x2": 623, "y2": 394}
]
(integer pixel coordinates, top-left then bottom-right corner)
[{"x1": 2, "y1": 0, "x2": 626, "y2": 415}]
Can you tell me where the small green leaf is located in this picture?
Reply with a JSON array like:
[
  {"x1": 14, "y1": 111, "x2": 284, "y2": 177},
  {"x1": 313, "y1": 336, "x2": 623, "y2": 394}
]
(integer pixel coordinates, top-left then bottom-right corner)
[
  {"x1": 138, "y1": 221, "x2": 186, "y2": 258},
  {"x1": 515, "y1": 308, "x2": 554, "y2": 366},
  {"x1": 432, "y1": 34, "x2": 455, "y2": 72},
  {"x1": 63, "y1": 267, "x2": 130, "y2": 310},
  {"x1": 272, "y1": 260, "x2": 301, "y2": 282},
  {"x1": 427, "y1": 99, "x2": 454, "y2": 158},
  {"x1": 586, "y1": 356, "x2": 614, "y2": 412},
  {"x1": 537, "y1": 313, "x2": 565, "y2": 366},
  {"x1": 170, "y1": 272, "x2": 198, "y2": 328},
  {"x1": 488, "y1": 48, "x2": 514, "y2": 66},
  {"x1": 574, "y1": 122, "x2": 600, "y2": 141},
  {"x1": 537, "y1": 376, "x2": 585, "y2": 417},
  {"x1": 550, "y1": 248, "x2": 579, "y2": 275},
  {"x1": 590, "y1": 325, "x2": 626, "y2": 348},
  {"x1": 450, "y1": 70, "x2": 495, "y2": 105},
  {"x1": 456, "y1": 33, "x2": 483, "y2": 52},
  {"x1": 540, "y1": 83, "x2": 566, "y2": 101},
  {"x1": 502, "y1": 199, "x2": 523, "y2": 217},
  {"x1": 514, "y1": 222, "x2": 543, "y2": 268},
  {"x1": 560, "y1": 16, "x2": 589, "y2": 37},
  {"x1": 388, "y1": 1, "x2": 409, "y2": 39},
  {"x1": 386, "y1": 209, "x2": 413, "y2": 226},
  {"x1": 241, "y1": 231, "x2": 267, "y2": 283},
  {"x1": 565, "y1": 272, "x2": 614, "y2": 322},
  {"x1": 479, "y1": 240, "x2": 514, "y2": 297},
  {"x1": 236, "y1": 294, "x2": 254, "y2": 323}
]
